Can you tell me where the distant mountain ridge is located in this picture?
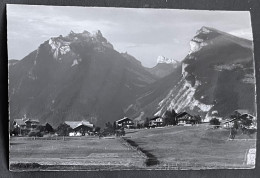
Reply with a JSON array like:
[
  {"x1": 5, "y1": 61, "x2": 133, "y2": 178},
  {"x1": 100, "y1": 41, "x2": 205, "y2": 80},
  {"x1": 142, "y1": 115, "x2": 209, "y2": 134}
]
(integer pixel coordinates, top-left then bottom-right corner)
[{"x1": 9, "y1": 27, "x2": 256, "y2": 127}]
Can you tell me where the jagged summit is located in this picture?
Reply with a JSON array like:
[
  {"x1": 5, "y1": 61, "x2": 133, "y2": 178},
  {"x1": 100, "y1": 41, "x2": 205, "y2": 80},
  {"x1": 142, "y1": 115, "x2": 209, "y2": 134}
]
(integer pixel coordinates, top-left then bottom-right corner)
[{"x1": 46, "y1": 30, "x2": 113, "y2": 61}]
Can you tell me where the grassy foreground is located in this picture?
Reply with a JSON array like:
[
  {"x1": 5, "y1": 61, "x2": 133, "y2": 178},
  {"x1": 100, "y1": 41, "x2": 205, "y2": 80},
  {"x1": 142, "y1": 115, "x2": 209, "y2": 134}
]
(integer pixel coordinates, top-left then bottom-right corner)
[
  {"x1": 10, "y1": 124, "x2": 256, "y2": 170},
  {"x1": 126, "y1": 124, "x2": 256, "y2": 169}
]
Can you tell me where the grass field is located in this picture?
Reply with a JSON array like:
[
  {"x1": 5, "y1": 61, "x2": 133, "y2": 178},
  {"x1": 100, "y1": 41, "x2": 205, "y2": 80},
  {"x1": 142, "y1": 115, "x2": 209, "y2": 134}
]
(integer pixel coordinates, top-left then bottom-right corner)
[
  {"x1": 125, "y1": 124, "x2": 256, "y2": 169},
  {"x1": 10, "y1": 124, "x2": 256, "y2": 170},
  {"x1": 10, "y1": 136, "x2": 145, "y2": 170}
]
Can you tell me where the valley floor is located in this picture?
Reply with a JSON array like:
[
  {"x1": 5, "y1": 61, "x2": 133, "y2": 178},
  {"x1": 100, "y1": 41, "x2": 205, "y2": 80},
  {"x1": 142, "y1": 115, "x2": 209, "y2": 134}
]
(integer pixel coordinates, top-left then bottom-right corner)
[{"x1": 9, "y1": 124, "x2": 256, "y2": 171}]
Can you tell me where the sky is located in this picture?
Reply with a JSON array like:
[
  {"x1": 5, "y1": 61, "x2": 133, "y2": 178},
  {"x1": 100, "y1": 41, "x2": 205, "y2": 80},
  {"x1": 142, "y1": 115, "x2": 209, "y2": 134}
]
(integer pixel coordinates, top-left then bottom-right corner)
[{"x1": 7, "y1": 5, "x2": 253, "y2": 68}]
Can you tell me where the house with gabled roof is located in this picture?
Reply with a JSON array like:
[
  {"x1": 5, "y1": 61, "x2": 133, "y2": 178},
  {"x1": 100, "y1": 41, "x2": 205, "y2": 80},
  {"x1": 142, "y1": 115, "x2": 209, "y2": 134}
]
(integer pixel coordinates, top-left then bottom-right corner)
[
  {"x1": 13, "y1": 119, "x2": 26, "y2": 129},
  {"x1": 65, "y1": 120, "x2": 94, "y2": 136},
  {"x1": 115, "y1": 117, "x2": 134, "y2": 128},
  {"x1": 12, "y1": 115, "x2": 40, "y2": 136},
  {"x1": 149, "y1": 116, "x2": 163, "y2": 127},
  {"x1": 176, "y1": 112, "x2": 199, "y2": 125}
]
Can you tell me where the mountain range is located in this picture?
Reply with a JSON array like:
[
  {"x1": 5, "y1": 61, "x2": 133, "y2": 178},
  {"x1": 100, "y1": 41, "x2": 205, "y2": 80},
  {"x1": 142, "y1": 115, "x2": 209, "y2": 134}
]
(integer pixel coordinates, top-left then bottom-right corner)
[{"x1": 8, "y1": 27, "x2": 256, "y2": 127}]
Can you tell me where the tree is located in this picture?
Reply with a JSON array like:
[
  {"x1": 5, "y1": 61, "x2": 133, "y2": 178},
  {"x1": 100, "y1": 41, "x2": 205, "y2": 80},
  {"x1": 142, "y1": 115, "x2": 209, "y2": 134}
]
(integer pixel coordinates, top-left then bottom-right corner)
[
  {"x1": 137, "y1": 123, "x2": 142, "y2": 129},
  {"x1": 144, "y1": 117, "x2": 150, "y2": 128},
  {"x1": 56, "y1": 123, "x2": 72, "y2": 136},
  {"x1": 164, "y1": 109, "x2": 177, "y2": 125},
  {"x1": 209, "y1": 118, "x2": 220, "y2": 128},
  {"x1": 240, "y1": 114, "x2": 253, "y2": 128},
  {"x1": 113, "y1": 121, "x2": 117, "y2": 130},
  {"x1": 45, "y1": 123, "x2": 54, "y2": 133},
  {"x1": 94, "y1": 127, "x2": 101, "y2": 133},
  {"x1": 229, "y1": 127, "x2": 237, "y2": 139},
  {"x1": 11, "y1": 127, "x2": 20, "y2": 136},
  {"x1": 233, "y1": 120, "x2": 239, "y2": 130},
  {"x1": 193, "y1": 115, "x2": 202, "y2": 124},
  {"x1": 102, "y1": 122, "x2": 115, "y2": 136}
]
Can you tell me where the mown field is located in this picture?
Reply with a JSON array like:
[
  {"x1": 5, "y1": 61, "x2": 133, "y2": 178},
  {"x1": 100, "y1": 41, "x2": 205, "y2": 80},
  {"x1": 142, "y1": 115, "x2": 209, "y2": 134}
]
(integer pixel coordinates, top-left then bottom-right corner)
[
  {"x1": 10, "y1": 124, "x2": 256, "y2": 170},
  {"x1": 10, "y1": 136, "x2": 145, "y2": 171}
]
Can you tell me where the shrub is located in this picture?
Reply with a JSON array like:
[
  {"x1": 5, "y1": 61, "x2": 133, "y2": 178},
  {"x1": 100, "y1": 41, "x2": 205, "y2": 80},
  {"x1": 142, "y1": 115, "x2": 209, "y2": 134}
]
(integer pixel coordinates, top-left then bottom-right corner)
[{"x1": 28, "y1": 130, "x2": 43, "y2": 137}]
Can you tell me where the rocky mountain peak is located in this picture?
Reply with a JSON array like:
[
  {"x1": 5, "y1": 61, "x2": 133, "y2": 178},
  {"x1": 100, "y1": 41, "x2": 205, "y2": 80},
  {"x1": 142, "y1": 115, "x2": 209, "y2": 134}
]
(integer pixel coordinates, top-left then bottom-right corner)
[{"x1": 45, "y1": 30, "x2": 113, "y2": 61}]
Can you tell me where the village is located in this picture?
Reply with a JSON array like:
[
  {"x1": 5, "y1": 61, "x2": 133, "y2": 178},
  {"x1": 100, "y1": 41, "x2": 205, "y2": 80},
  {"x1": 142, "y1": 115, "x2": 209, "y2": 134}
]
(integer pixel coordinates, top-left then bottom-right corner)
[
  {"x1": 10, "y1": 109, "x2": 257, "y2": 140},
  {"x1": 9, "y1": 108, "x2": 257, "y2": 170}
]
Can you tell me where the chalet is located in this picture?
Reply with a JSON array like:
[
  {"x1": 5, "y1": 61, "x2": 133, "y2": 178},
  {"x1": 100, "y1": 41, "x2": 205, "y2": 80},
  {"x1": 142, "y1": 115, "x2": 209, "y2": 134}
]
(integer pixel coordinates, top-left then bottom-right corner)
[
  {"x1": 115, "y1": 117, "x2": 134, "y2": 128},
  {"x1": 24, "y1": 119, "x2": 40, "y2": 129},
  {"x1": 12, "y1": 117, "x2": 40, "y2": 136},
  {"x1": 65, "y1": 120, "x2": 94, "y2": 136},
  {"x1": 13, "y1": 113, "x2": 40, "y2": 129},
  {"x1": 13, "y1": 119, "x2": 26, "y2": 129},
  {"x1": 149, "y1": 116, "x2": 163, "y2": 127},
  {"x1": 176, "y1": 112, "x2": 197, "y2": 125}
]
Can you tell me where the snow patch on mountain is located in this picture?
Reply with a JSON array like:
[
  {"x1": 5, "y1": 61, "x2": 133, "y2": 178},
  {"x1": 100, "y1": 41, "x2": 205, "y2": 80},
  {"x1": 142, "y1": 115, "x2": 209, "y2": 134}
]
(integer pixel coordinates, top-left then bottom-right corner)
[{"x1": 157, "y1": 56, "x2": 177, "y2": 64}]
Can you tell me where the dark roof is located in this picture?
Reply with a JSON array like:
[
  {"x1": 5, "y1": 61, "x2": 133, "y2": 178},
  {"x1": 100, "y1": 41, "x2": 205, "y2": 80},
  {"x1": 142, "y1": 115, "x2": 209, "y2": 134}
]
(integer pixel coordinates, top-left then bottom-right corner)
[
  {"x1": 176, "y1": 112, "x2": 191, "y2": 118},
  {"x1": 150, "y1": 116, "x2": 161, "y2": 121},
  {"x1": 116, "y1": 117, "x2": 132, "y2": 123}
]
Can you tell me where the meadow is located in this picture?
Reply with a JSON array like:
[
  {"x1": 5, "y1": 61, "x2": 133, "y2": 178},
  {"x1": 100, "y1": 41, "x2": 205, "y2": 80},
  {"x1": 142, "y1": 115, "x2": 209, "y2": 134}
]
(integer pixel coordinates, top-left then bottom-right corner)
[
  {"x1": 126, "y1": 124, "x2": 256, "y2": 169},
  {"x1": 10, "y1": 124, "x2": 256, "y2": 170}
]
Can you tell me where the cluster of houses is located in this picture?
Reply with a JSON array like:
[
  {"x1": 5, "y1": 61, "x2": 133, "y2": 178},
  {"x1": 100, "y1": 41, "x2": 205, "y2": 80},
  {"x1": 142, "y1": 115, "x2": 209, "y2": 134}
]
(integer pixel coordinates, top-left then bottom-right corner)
[
  {"x1": 11, "y1": 114, "x2": 95, "y2": 137},
  {"x1": 11, "y1": 111, "x2": 202, "y2": 137},
  {"x1": 113, "y1": 111, "x2": 200, "y2": 129},
  {"x1": 11, "y1": 109, "x2": 256, "y2": 137},
  {"x1": 113, "y1": 110, "x2": 256, "y2": 129}
]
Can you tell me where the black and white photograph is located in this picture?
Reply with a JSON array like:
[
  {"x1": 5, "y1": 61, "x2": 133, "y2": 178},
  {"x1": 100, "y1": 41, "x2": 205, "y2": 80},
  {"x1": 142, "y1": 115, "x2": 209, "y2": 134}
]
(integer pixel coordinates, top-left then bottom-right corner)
[{"x1": 8, "y1": 4, "x2": 257, "y2": 171}]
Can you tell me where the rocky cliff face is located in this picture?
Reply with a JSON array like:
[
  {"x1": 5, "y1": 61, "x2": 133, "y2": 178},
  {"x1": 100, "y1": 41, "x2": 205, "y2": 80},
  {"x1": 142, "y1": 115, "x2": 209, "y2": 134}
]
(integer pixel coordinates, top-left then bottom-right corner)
[
  {"x1": 129, "y1": 27, "x2": 255, "y2": 122},
  {"x1": 155, "y1": 26, "x2": 255, "y2": 121}
]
